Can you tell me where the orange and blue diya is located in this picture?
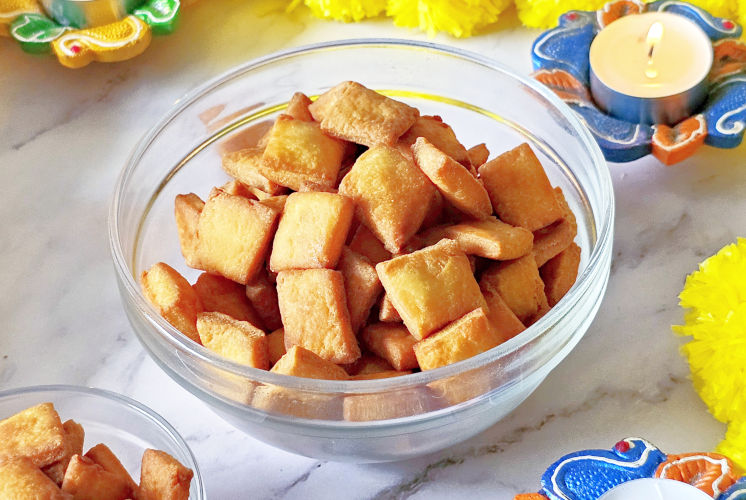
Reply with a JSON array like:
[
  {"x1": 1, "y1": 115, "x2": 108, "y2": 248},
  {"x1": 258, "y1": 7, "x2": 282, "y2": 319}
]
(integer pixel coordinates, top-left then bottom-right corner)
[
  {"x1": 0, "y1": 0, "x2": 181, "y2": 68},
  {"x1": 515, "y1": 437, "x2": 746, "y2": 500},
  {"x1": 531, "y1": 0, "x2": 745, "y2": 165}
]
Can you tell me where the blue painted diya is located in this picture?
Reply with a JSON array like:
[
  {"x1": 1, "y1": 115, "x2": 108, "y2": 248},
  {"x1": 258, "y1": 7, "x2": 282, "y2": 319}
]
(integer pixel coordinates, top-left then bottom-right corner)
[{"x1": 531, "y1": 0, "x2": 746, "y2": 165}]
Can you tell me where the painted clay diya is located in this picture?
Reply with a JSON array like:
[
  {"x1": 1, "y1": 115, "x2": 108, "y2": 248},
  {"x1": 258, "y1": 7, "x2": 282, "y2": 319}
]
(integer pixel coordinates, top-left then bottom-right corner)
[
  {"x1": 0, "y1": 0, "x2": 180, "y2": 68},
  {"x1": 514, "y1": 437, "x2": 746, "y2": 500},
  {"x1": 531, "y1": 0, "x2": 746, "y2": 165}
]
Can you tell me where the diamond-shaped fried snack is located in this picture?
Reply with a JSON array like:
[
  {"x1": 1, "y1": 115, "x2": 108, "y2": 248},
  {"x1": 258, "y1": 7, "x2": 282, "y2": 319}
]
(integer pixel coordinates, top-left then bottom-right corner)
[
  {"x1": 412, "y1": 137, "x2": 492, "y2": 220},
  {"x1": 437, "y1": 217, "x2": 533, "y2": 261},
  {"x1": 376, "y1": 239, "x2": 486, "y2": 340},
  {"x1": 466, "y1": 143, "x2": 489, "y2": 168},
  {"x1": 276, "y1": 269, "x2": 360, "y2": 364},
  {"x1": 479, "y1": 277, "x2": 526, "y2": 343},
  {"x1": 140, "y1": 262, "x2": 204, "y2": 343},
  {"x1": 342, "y1": 353, "x2": 393, "y2": 376},
  {"x1": 339, "y1": 145, "x2": 435, "y2": 253},
  {"x1": 360, "y1": 323, "x2": 418, "y2": 371},
  {"x1": 0, "y1": 458, "x2": 69, "y2": 499},
  {"x1": 193, "y1": 272, "x2": 263, "y2": 328},
  {"x1": 266, "y1": 328, "x2": 286, "y2": 365},
  {"x1": 343, "y1": 387, "x2": 434, "y2": 421},
  {"x1": 378, "y1": 294, "x2": 402, "y2": 322},
  {"x1": 245, "y1": 269, "x2": 283, "y2": 331},
  {"x1": 309, "y1": 81, "x2": 419, "y2": 147},
  {"x1": 421, "y1": 190, "x2": 445, "y2": 230},
  {"x1": 221, "y1": 147, "x2": 284, "y2": 195},
  {"x1": 174, "y1": 193, "x2": 204, "y2": 269},
  {"x1": 42, "y1": 420, "x2": 84, "y2": 485},
  {"x1": 0, "y1": 403, "x2": 66, "y2": 468},
  {"x1": 61, "y1": 455, "x2": 132, "y2": 500},
  {"x1": 138, "y1": 449, "x2": 193, "y2": 500},
  {"x1": 84, "y1": 444, "x2": 137, "y2": 494},
  {"x1": 533, "y1": 187, "x2": 578, "y2": 267},
  {"x1": 259, "y1": 115, "x2": 346, "y2": 191},
  {"x1": 413, "y1": 308, "x2": 500, "y2": 370},
  {"x1": 348, "y1": 225, "x2": 392, "y2": 265},
  {"x1": 251, "y1": 386, "x2": 342, "y2": 420},
  {"x1": 479, "y1": 143, "x2": 562, "y2": 231},
  {"x1": 197, "y1": 312, "x2": 269, "y2": 369},
  {"x1": 196, "y1": 190, "x2": 279, "y2": 284},
  {"x1": 541, "y1": 242, "x2": 581, "y2": 307},
  {"x1": 285, "y1": 92, "x2": 313, "y2": 121},
  {"x1": 270, "y1": 192, "x2": 354, "y2": 271},
  {"x1": 399, "y1": 115, "x2": 470, "y2": 166},
  {"x1": 480, "y1": 255, "x2": 548, "y2": 325},
  {"x1": 271, "y1": 346, "x2": 349, "y2": 380},
  {"x1": 218, "y1": 180, "x2": 254, "y2": 199},
  {"x1": 338, "y1": 247, "x2": 382, "y2": 333}
]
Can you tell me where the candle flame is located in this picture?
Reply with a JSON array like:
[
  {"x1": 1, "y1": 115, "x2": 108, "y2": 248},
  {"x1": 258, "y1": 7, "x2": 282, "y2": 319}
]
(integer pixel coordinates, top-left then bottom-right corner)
[{"x1": 645, "y1": 21, "x2": 663, "y2": 79}]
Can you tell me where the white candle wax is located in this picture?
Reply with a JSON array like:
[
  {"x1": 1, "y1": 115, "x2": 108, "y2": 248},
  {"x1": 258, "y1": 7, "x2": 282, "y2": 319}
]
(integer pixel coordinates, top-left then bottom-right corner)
[{"x1": 598, "y1": 478, "x2": 714, "y2": 500}]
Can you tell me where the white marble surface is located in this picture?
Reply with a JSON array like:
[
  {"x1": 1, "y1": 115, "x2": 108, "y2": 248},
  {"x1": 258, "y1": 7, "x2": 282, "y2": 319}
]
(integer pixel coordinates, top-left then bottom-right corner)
[{"x1": 2, "y1": 1, "x2": 745, "y2": 498}]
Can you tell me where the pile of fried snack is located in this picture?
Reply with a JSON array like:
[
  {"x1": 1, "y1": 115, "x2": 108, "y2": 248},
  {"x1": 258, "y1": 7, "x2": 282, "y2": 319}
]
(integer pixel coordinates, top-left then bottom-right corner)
[
  {"x1": 0, "y1": 403, "x2": 192, "y2": 499},
  {"x1": 141, "y1": 81, "x2": 581, "y2": 387}
]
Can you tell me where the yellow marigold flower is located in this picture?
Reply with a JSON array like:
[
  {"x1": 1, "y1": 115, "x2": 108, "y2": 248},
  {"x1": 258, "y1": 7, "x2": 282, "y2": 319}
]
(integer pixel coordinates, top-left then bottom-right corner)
[
  {"x1": 386, "y1": 0, "x2": 511, "y2": 38},
  {"x1": 292, "y1": 0, "x2": 386, "y2": 22},
  {"x1": 674, "y1": 238, "x2": 746, "y2": 453},
  {"x1": 717, "y1": 419, "x2": 746, "y2": 470},
  {"x1": 515, "y1": 0, "x2": 607, "y2": 28}
]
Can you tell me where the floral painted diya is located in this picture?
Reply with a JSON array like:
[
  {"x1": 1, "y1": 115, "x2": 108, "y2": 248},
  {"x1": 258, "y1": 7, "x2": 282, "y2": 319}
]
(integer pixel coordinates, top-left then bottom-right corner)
[
  {"x1": 531, "y1": 0, "x2": 746, "y2": 165},
  {"x1": 0, "y1": 0, "x2": 181, "y2": 68}
]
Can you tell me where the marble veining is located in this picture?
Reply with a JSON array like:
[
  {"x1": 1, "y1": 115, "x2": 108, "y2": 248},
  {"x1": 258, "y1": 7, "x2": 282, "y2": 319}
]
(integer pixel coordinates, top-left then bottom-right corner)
[{"x1": 1, "y1": 0, "x2": 745, "y2": 498}]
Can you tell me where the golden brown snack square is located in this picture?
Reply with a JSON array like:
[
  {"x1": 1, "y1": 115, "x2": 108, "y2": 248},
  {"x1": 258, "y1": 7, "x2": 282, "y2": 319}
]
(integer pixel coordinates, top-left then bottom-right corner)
[
  {"x1": 339, "y1": 145, "x2": 435, "y2": 253},
  {"x1": 174, "y1": 193, "x2": 204, "y2": 269},
  {"x1": 342, "y1": 353, "x2": 393, "y2": 376},
  {"x1": 197, "y1": 312, "x2": 269, "y2": 369},
  {"x1": 259, "y1": 194, "x2": 288, "y2": 214},
  {"x1": 378, "y1": 294, "x2": 402, "y2": 322},
  {"x1": 413, "y1": 308, "x2": 500, "y2": 370},
  {"x1": 466, "y1": 143, "x2": 489, "y2": 168},
  {"x1": 285, "y1": 92, "x2": 314, "y2": 121},
  {"x1": 437, "y1": 217, "x2": 533, "y2": 260},
  {"x1": 221, "y1": 147, "x2": 284, "y2": 195},
  {"x1": 343, "y1": 387, "x2": 435, "y2": 421},
  {"x1": 0, "y1": 457, "x2": 70, "y2": 500},
  {"x1": 218, "y1": 180, "x2": 255, "y2": 199},
  {"x1": 270, "y1": 192, "x2": 354, "y2": 271},
  {"x1": 260, "y1": 115, "x2": 346, "y2": 191},
  {"x1": 428, "y1": 366, "x2": 493, "y2": 406},
  {"x1": 338, "y1": 247, "x2": 383, "y2": 333},
  {"x1": 276, "y1": 269, "x2": 360, "y2": 364},
  {"x1": 541, "y1": 242, "x2": 581, "y2": 307},
  {"x1": 83, "y1": 444, "x2": 137, "y2": 494},
  {"x1": 138, "y1": 449, "x2": 193, "y2": 500},
  {"x1": 61, "y1": 455, "x2": 131, "y2": 500},
  {"x1": 193, "y1": 272, "x2": 263, "y2": 328},
  {"x1": 376, "y1": 239, "x2": 486, "y2": 340},
  {"x1": 399, "y1": 115, "x2": 470, "y2": 166},
  {"x1": 478, "y1": 143, "x2": 562, "y2": 231},
  {"x1": 480, "y1": 255, "x2": 548, "y2": 324},
  {"x1": 140, "y1": 262, "x2": 204, "y2": 343},
  {"x1": 196, "y1": 190, "x2": 279, "y2": 284},
  {"x1": 348, "y1": 225, "x2": 392, "y2": 265},
  {"x1": 420, "y1": 190, "x2": 445, "y2": 230},
  {"x1": 479, "y1": 278, "x2": 526, "y2": 343},
  {"x1": 411, "y1": 137, "x2": 492, "y2": 220},
  {"x1": 42, "y1": 420, "x2": 85, "y2": 485},
  {"x1": 532, "y1": 187, "x2": 578, "y2": 267},
  {"x1": 0, "y1": 403, "x2": 66, "y2": 468},
  {"x1": 244, "y1": 269, "x2": 283, "y2": 331},
  {"x1": 360, "y1": 323, "x2": 418, "y2": 371},
  {"x1": 309, "y1": 81, "x2": 419, "y2": 147},
  {"x1": 270, "y1": 346, "x2": 349, "y2": 380},
  {"x1": 251, "y1": 386, "x2": 342, "y2": 420},
  {"x1": 266, "y1": 328, "x2": 286, "y2": 365}
]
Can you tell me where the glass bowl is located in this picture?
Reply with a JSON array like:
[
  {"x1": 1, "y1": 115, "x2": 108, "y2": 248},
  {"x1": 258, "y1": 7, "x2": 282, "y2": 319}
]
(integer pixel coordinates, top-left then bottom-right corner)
[
  {"x1": 109, "y1": 39, "x2": 614, "y2": 463},
  {"x1": 0, "y1": 385, "x2": 205, "y2": 498}
]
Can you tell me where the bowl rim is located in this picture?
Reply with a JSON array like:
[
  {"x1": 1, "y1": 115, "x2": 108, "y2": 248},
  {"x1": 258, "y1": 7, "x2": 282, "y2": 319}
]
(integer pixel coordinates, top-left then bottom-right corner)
[
  {"x1": 109, "y1": 38, "x2": 614, "y2": 394},
  {"x1": 0, "y1": 384, "x2": 205, "y2": 497}
]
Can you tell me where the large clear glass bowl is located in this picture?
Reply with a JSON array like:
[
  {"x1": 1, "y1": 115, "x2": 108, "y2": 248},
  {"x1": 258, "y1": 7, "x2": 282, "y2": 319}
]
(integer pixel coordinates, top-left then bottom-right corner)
[
  {"x1": 109, "y1": 39, "x2": 614, "y2": 463},
  {"x1": 0, "y1": 385, "x2": 205, "y2": 498}
]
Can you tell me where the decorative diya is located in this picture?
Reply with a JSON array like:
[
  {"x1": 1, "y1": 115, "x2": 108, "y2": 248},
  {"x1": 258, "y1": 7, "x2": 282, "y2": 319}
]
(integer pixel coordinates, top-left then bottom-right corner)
[
  {"x1": 531, "y1": 0, "x2": 746, "y2": 165},
  {"x1": 0, "y1": 0, "x2": 181, "y2": 68}
]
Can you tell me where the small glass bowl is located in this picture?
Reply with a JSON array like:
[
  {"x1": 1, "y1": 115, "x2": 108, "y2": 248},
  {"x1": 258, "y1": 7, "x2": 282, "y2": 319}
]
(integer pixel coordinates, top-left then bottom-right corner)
[
  {"x1": 0, "y1": 385, "x2": 205, "y2": 499},
  {"x1": 109, "y1": 39, "x2": 614, "y2": 463}
]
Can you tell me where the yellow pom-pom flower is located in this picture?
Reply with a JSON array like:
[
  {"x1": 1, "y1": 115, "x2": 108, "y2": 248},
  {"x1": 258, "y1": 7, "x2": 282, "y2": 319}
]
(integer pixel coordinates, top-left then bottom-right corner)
[
  {"x1": 717, "y1": 419, "x2": 746, "y2": 470},
  {"x1": 514, "y1": 0, "x2": 607, "y2": 28},
  {"x1": 292, "y1": 0, "x2": 386, "y2": 22},
  {"x1": 674, "y1": 238, "x2": 746, "y2": 461},
  {"x1": 386, "y1": 0, "x2": 511, "y2": 38}
]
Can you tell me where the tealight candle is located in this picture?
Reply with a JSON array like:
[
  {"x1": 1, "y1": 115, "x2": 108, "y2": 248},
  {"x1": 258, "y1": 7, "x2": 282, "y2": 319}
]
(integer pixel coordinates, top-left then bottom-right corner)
[
  {"x1": 589, "y1": 12, "x2": 713, "y2": 125},
  {"x1": 598, "y1": 478, "x2": 713, "y2": 500}
]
